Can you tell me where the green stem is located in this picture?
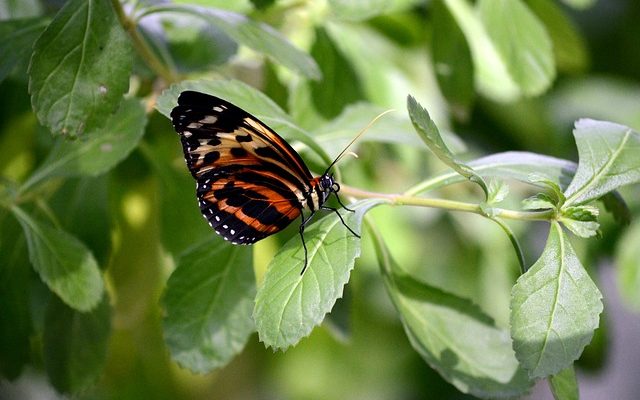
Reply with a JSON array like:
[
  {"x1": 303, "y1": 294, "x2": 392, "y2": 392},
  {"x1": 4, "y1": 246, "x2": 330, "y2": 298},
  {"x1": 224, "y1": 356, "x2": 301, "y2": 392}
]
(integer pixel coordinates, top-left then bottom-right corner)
[
  {"x1": 110, "y1": 0, "x2": 178, "y2": 84},
  {"x1": 340, "y1": 185, "x2": 555, "y2": 222}
]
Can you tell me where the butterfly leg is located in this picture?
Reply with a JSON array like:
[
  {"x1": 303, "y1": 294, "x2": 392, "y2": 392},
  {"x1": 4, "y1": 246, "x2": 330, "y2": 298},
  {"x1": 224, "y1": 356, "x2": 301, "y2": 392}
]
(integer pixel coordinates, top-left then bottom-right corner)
[
  {"x1": 299, "y1": 211, "x2": 318, "y2": 275},
  {"x1": 333, "y1": 192, "x2": 356, "y2": 213},
  {"x1": 321, "y1": 206, "x2": 360, "y2": 238}
]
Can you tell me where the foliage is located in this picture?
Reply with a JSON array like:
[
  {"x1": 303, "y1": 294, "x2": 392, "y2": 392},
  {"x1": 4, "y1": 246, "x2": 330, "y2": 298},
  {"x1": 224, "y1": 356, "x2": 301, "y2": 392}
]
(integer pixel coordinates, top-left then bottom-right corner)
[{"x1": 1, "y1": 0, "x2": 640, "y2": 399}]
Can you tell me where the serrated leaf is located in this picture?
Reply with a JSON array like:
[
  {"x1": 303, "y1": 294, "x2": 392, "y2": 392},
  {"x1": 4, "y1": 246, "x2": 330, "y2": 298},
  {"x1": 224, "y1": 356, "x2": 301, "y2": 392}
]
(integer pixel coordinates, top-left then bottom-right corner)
[
  {"x1": 43, "y1": 296, "x2": 110, "y2": 393},
  {"x1": 0, "y1": 17, "x2": 48, "y2": 82},
  {"x1": 559, "y1": 218, "x2": 599, "y2": 238},
  {"x1": 479, "y1": 0, "x2": 555, "y2": 96},
  {"x1": 11, "y1": 206, "x2": 104, "y2": 312},
  {"x1": 372, "y1": 231, "x2": 532, "y2": 398},
  {"x1": 21, "y1": 98, "x2": 146, "y2": 192},
  {"x1": 615, "y1": 220, "x2": 640, "y2": 311},
  {"x1": 163, "y1": 238, "x2": 255, "y2": 373},
  {"x1": 528, "y1": 173, "x2": 566, "y2": 205},
  {"x1": 522, "y1": 193, "x2": 556, "y2": 211},
  {"x1": 564, "y1": 119, "x2": 640, "y2": 206},
  {"x1": 511, "y1": 222, "x2": 603, "y2": 378},
  {"x1": 310, "y1": 27, "x2": 364, "y2": 119},
  {"x1": 549, "y1": 365, "x2": 579, "y2": 400},
  {"x1": 147, "y1": 5, "x2": 319, "y2": 79},
  {"x1": 29, "y1": 0, "x2": 132, "y2": 137},
  {"x1": 407, "y1": 95, "x2": 488, "y2": 197},
  {"x1": 487, "y1": 179, "x2": 509, "y2": 204},
  {"x1": 442, "y1": 0, "x2": 520, "y2": 101},
  {"x1": 432, "y1": 0, "x2": 475, "y2": 113},
  {"x1": 158, "y1": 79, "x2": 329, "y2": 165},
  {"x1": 254, "y1": 199, "x2": 386, "y2": 349}
]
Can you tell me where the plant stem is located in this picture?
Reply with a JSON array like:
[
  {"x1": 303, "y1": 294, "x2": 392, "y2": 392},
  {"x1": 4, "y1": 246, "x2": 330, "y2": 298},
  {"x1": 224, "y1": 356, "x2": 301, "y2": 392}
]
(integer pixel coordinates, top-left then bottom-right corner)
[
  {"x1": 340, "y1": 185, "x2": 555, "y2": 222},
  {"x1": 110, "y1": 0, "x2": 178, "y2": 84}
]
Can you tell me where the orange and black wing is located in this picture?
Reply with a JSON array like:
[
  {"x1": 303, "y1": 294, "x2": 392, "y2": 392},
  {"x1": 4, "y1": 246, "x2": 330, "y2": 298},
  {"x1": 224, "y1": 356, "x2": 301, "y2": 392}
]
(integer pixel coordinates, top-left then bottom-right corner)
[{"x1": 170, "y1": 91, "x2": 314, "y2": 244}]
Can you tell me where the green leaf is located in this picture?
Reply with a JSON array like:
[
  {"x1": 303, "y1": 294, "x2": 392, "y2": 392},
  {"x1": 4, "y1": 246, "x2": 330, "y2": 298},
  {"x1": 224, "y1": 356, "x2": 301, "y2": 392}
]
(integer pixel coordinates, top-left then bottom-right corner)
[
  {"x1": 156, "y1": 14, "x2": 237, "y2": 72},
  {"x1": 615, "y1": 220, "x2": 640, "y2": 311},
  {"x1": 525, "y1": 0, "x2": 588, "y2": 73},
  {"x1": 29, "y1": 0, "x2": 132, "y2": 137},
  {"x1": 372, "y1": 231, "x2": 532, "y2": 397},
  {"x1": 564, "y1": 119, "x2": 640, "y2": 206},
  {"x1": 328, "y1": 0, "x2": 408, "y2": 21},
  {"x1": 442, "y1": 0, "x2": 519, "y2": 101},
  {"x1": 407, "y1": 151, "x2": 577, "y2": 195},
  {"x1": 549, "y1": 365, "x2": 579, "y2": 400},
  {"x1": 486, "y1": 179, "x2": 509, "y2": 204},
  {"x1": 528, "y1": 173, "x2": 566, "y2": 205},
  {"x1": 43, "y1": 296, "x2": 111, "y2": 393},
  {"x1": 145, "y1": 5, "x2": 320, "y2": 79},
  {"x1": 163, "y1": 238, "x2": 255, "y2": 373},
  {"x1": 254, "y1": 199, "x2": 386, "y2": 349},
  {"x1": 312, "y1": 102, "x2": 466, "y2": 159},
  {"x1": 522, "y1": 193, "x2": 556, "y2": 211},
  {"x1": 432, "y1": 0, "x2": 475, "y2": 114},
  {"x1": 0, "y1": 17, "x2": 48, "y2": 82},
  {"x1": 158, "y1": 79, "x2": 330, "y2": 166},
  {"x1": 479, "y1": 0, "x2": 555, "y2": 96},
  {"x1": 11, "y1": 206, "x2": 104, "y2": 312},
  {"x1": 0, "y1": 213, "x2": 32, "y2": 380},
  {"x1": 407, "y1": 95, "x2": 488, "y2": 198},
  {"x1": 21, "y1": 98, "x2": 146, "y2": 193},
  {"x1": 511, "y1": 222, "x2": 603, "y2": 378},
  {"x1": 310, "y1": 27, "x2": 364, "y2": 119}
]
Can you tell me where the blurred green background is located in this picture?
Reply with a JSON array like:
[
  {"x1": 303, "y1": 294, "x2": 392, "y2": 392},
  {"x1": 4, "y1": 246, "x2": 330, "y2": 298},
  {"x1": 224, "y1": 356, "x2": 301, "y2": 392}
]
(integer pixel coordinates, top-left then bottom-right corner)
[{"x1": 1, "y1": 0, "x2": 640, "y2": 399}]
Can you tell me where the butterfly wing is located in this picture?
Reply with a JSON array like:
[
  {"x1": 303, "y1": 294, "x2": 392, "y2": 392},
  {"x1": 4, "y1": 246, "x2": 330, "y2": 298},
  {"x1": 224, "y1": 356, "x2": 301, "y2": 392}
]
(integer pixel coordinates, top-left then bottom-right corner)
[{"x1": 171, "y1": 91, "x2": 314, "y2": 244}]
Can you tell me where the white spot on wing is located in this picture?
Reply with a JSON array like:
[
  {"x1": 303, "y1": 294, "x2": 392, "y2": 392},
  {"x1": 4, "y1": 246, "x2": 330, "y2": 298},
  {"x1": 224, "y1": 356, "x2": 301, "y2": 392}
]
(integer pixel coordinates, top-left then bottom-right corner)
[{"x1": 200, "y1": 115, "x2": 218, "y2": 124}]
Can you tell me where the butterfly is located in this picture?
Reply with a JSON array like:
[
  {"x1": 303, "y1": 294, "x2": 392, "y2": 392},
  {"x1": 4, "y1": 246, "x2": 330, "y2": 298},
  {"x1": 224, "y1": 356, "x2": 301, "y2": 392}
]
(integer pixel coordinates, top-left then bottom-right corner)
[{"x1": 170, "y1": 90, "x2": 359, "y2": 273}]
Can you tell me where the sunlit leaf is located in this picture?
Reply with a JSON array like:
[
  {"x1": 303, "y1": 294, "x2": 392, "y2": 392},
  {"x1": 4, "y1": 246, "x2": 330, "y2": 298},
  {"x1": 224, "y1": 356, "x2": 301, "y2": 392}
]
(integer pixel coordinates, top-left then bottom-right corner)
[
  {"x1": 163, "y1": 238, "x2": 255, "y2": 372},
  {"x1": 442, "y1": 0, "x2": 519, "y2": 101},
  {"x1": 29, "y1": 0, "x2": 132, "y2": 137},
  {"x1": 12, "y1": 206, "x2": 104, "y2": 312},
  {"x1": 407, "y1": 95, "x2": 488, "y2": 197},
  {"x1": 43, "y1": 296, "x2": 110, "y2": 393},
  {"x1": 254, "y1": 199, "x2": 386, "y2": 349},
  {"x1": 564, "y1": 119, "x2": 640, "y2": 206},
  {"x1": 526, "y1": 0, "x2": 588, "y2": 73},
  {"x1": 511, "y1": 222, "x2": 602, "y2": 378},
  {"x1": 479, "y1": 0, "x2": 555, "y2": 96}
]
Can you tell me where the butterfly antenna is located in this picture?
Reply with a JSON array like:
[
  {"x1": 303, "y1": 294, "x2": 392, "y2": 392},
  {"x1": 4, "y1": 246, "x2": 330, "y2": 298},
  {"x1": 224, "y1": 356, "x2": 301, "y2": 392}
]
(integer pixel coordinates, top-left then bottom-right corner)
[{"x1": 323, "y1": 109, "x2": 395, "y2": 175}]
